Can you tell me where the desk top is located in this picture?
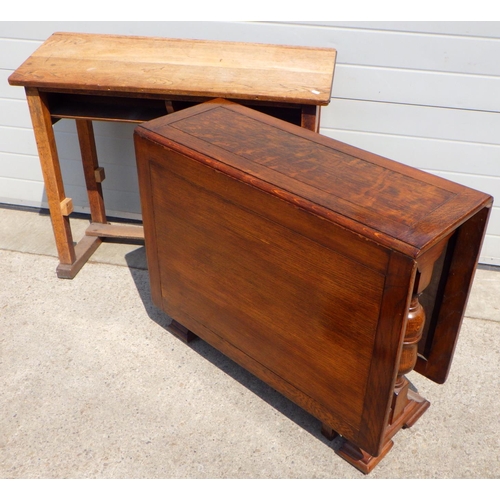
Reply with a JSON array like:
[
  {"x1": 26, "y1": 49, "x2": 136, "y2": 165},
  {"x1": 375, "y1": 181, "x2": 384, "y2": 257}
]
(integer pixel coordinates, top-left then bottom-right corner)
[{"x1": 9, "y1": 32, "x2": 337, "y2": 105}]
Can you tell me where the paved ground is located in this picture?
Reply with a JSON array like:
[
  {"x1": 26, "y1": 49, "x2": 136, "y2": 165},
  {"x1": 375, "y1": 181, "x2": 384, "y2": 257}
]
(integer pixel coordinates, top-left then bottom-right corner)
[{"x1": 1, "y1": 205, "x2": 499, "y2": 479}]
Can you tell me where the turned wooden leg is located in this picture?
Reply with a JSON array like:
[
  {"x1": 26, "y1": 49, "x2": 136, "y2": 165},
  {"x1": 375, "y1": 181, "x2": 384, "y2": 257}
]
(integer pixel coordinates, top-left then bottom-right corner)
[
  {"x1": 168, "y1": 319, "x2": 197, "y2": 344},
  {"x1": 387, "y1": 293, "x2": 430, "y2": 431},
  {"x1": 336, "y1": 284, "x2": 431, "y2": 474}
]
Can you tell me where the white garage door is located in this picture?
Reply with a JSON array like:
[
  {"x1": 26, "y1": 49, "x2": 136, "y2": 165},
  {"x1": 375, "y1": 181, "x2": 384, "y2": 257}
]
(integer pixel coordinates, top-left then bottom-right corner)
[{"x1": 1, "y1": 21, "x2": 498, "y2": 264}]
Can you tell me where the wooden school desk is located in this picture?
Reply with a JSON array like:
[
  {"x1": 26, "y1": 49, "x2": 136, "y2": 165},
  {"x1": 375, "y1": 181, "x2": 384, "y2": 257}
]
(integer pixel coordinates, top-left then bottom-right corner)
[{"x1": 9, "y1": 32, "x2": 337, "y2": 278}]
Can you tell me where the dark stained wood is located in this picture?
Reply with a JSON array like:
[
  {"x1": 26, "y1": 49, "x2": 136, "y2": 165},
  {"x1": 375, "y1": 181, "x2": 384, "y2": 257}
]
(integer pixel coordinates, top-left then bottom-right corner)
[
  {"x1": 321, "y1": 423, "x2": 339, "y2": 441},
  {"x1": 415, "y1": 206, "x2": 492, "y2": 382},
  {"x1": 134, "y1": 98, "x2": 493, "y2": 472},
  {"x1": 168, "y1": 320, "x2": 197, "y2": 344},
  {"x1": 142, "y1": 100, "x2": 490, "y2": 257},
  {"x1": 151, "y1": 156, "x2": 385, "y2": 428},
  {"x1": 134, "y1": 131, "x2": 163, "y2": 309},
  {"x1": 336, "y1": 437, "x2": 394, "y2": 475},
  {"x1": 339, "y1": 250, "x2": 436, "y2": 472},
  {"x1": 356, "y1": 251, "x2": 417, "y2": 456}
]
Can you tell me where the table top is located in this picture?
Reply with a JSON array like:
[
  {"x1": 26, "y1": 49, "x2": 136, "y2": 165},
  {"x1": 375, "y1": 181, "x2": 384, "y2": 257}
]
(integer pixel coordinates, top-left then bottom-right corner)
[
  {"x1": 9, "y1": 32, "x2": 337, "y2": 105},
  {"x1": 137, "y1": 98, "x2": 493, "y2": 257}
]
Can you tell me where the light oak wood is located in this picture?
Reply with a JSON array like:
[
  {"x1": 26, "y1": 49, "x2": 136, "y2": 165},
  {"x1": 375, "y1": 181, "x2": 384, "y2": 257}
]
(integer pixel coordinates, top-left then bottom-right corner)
[
  {"x1": 85, "y1": 222, "x2": 144, "y2": 240},
  {"x1": 94, "y1": 167, "x2": 105, "y2": 183},
  {"x1": 9, "y1": 32, "x2": 336, "y2": 105},
  {"x1": 59, "y1": 197, "x2": 73, "y2": 216},
  {"x1": 10, "y1": 33, "x2": 336, "y2": 278},
  {"x1": 76, "y1": 119, "x2": 107, "y2": 224},
  {"x1": 56, "y1": 235, "x2": 101, "y2": 279},
  {"x1": 25, "y1": 87, "x2": 76, "y2": 265}
]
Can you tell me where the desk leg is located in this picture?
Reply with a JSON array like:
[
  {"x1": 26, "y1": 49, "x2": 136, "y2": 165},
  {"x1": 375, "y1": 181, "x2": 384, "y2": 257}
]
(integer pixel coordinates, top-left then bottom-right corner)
[
  {"x1": 321, "y1": 423, "x2": 339, "y2": 441},
  {"x1": 58, "y1": 119, "x2": 110, "y2": 278},
  {"x1": 301, "y1": 105, "x2": 321, "y2": 132},
  {"x1": 25, "y1": 88, "x2": 76, "y2": 268},
  {"x1": 76, "y1": 119, "x2": 107, "y2": 224},
  {"x1": 25, "y1": 89, "x2": 103, "y2": 279}
]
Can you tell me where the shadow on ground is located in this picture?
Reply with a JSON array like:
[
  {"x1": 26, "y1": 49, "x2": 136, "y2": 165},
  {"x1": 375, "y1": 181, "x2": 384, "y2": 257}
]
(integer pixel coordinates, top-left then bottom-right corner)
[{"x1": 124, "y1": 247, "x2": 344, "y2": 453}]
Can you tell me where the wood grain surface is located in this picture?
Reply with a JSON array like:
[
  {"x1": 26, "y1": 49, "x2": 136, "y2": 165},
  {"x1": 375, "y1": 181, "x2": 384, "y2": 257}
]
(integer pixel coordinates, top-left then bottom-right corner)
[
  {"x1": 135, "y1": 99, "x2": 492, "y2": 460},
  {"x1": 138, "y1": 99, "x2": 492, "y2": 258},
  {"x1": 9, "y1": 32, "x2": 337, "y2": 105}
]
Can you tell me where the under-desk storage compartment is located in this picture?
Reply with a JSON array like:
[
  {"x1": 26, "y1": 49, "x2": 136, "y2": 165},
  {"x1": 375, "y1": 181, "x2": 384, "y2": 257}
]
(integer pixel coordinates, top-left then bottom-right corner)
[{"x1": 134, "y1": 98, "x2": 492, "y2": 473}]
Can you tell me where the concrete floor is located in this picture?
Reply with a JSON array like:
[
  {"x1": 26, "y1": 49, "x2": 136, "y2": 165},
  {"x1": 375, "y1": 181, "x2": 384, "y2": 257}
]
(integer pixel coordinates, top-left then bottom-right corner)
[{"x1": 1, "y1": 205, "x2": 499, "y2": 479}]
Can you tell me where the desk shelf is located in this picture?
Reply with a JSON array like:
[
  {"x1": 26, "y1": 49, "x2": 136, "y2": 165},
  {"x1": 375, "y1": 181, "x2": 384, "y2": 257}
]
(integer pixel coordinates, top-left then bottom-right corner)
[
  {"x1": 47, "y1": 92, "x2": 305, "y2": 125},
  {"x1": 48, "y1": 93, "x2": 171, "y2": 123}
]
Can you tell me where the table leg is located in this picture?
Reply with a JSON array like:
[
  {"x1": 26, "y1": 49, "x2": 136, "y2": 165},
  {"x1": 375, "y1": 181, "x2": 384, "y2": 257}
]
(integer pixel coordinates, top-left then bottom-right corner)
[
  {"x1": 61, "y1": 119, "x2": 144, "y2": 277},
  {"x1": 25, "y1": 88, "x2": 76, "y2": 267},
  {"x1": 59, "y1": 119, "x2": 113, "y2": 279},
  {"x1": 76, "y1": 119, "x2": 107, "y2": 224},
  {"x1": 335, "y1": 247, "x2": 449, "y2": 473},
  {"x1": 301, "y1": 105, "x2": 321, "y2": 132},
  {"x1": 168, "y1": 319, "x2": 197, "y2": 344},
  {"x1": 75, "y1": 118, "x2": 145, "y2": 266},
  {"x1": 25, "y1": 89, "x2": 104, "y2": 279},
  {"x1": 321, "y1": 423, "x2": 339, "y2": 441}
]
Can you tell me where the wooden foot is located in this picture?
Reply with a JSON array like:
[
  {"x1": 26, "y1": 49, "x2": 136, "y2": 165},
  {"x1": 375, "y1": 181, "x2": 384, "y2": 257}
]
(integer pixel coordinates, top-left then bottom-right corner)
[
  {"x1": 333, "y1": 288, "x2": 431, "y2": 473},
  {"x1": 385, "y1": 387, "x2": 430, "y2": 444},
  {"x1": 168, "y1": 320, "x2": 197, "y2": 344},
  {"x1": 335, "y1": 384, "x2": 429, "y2": 474},
  {"x1": 321, "y1": 423, "x2": 339, "y2": 441},
  {"x1": 336, "y1": 438, "x2": 394, "y2": 475},
  {"x1": 56, "y1": 223, "x2": 145, "y2": 279},
  {"x1": 56, "y1": 235, "x2": 102, "y2": 279}
]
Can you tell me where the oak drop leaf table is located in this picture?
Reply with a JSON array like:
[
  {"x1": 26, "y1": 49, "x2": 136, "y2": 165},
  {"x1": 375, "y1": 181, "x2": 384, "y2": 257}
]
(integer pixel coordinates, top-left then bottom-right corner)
[
  {"x1": 9, "y1": 32, "x2": 337, "y2": 278},
  {"x1": 134, "y1": 99, "x2": 492, "y2": 474}
]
